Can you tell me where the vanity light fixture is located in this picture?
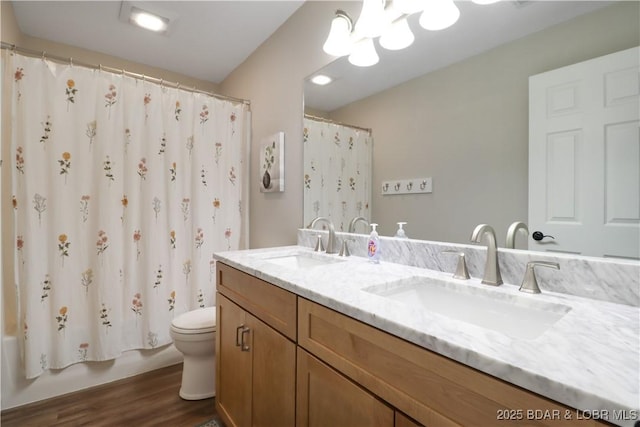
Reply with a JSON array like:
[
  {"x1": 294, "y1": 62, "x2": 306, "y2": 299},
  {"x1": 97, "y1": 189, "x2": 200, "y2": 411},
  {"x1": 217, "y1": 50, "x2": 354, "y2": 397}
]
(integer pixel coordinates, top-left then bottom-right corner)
[
  {"x1": 323, "y1": 10, "x2": 353, "y2": 57},
  {"x1": 349, "y1": 38, "x2": 380, "y2": 67},
  {"x1": 392, "y1": 0, "x2": 427, "y2": 14},
  {"x1": 355, "y1": 0, "x2": 388, "y2": 38},
  {"x1": 379, "y1": 17, "x2": 414, "y2": 51},
  {"x1": 419, "y1": 0, "x2": 460, "y2": 31},
  {"x1": 322, "y1": 0, "x2": 499, "y2": 67}
]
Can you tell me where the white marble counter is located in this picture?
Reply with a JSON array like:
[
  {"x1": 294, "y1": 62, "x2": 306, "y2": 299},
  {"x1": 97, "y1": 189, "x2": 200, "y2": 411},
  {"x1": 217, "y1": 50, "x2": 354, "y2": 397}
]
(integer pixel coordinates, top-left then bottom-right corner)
[{"x1": 213, "y1": 245, "x2": 640, "y2": 427}]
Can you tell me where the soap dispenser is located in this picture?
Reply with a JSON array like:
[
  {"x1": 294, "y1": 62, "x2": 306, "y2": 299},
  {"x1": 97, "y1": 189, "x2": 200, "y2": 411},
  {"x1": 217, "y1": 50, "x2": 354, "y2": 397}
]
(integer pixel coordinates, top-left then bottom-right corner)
[
  {"x1": 395, "y1": 222, "x2": 408, "y2": 238},
  {"x1": 367, "y1": 223, "x2": 380, "y2": 264}
]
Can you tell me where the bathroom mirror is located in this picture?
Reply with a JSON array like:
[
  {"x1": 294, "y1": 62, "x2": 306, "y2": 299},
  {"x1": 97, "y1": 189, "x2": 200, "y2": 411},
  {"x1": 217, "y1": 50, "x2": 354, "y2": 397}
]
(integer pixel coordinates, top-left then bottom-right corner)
[{"x1": 303, "y1": 0, "x2": 639, "y2": 258}]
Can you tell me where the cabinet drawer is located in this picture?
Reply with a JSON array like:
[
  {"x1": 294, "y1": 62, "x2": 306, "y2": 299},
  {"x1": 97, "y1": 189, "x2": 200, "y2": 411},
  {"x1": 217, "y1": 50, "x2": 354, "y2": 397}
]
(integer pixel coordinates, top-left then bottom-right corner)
[
  {"x1": 217, "y1": 262, "x2": 296, "y2": 340},
  {"x1": 298, "y1": 298, "x2": 605, "y2": 427}
]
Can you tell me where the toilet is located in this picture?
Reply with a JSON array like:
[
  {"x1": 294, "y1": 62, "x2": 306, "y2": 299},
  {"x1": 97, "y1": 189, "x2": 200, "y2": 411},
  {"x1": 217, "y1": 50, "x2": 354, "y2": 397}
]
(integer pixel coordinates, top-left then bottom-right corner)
[{"x1": 170, "y1": 306, "x2": 216, "y2": 400}]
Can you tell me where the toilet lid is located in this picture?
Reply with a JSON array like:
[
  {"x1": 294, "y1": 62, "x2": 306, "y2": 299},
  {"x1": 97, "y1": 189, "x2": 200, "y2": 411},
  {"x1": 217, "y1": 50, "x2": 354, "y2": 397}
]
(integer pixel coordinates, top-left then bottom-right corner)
[{"x1": 171, "y1": 307, "x2": 216, "y2": 334}]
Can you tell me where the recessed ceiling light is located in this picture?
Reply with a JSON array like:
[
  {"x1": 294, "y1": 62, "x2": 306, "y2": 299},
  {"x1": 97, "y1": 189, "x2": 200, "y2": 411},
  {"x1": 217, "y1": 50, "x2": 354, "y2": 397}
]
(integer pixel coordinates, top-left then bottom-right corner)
[
  {"x1": 119, "y1": 2, "x2": 177, "y2": 35},
  {"x1": 311, "y1": 75, "x2": 333, "y2": 86},
  {"x1": 131, "y1": 8, "x2": 168, "y2": 33}
]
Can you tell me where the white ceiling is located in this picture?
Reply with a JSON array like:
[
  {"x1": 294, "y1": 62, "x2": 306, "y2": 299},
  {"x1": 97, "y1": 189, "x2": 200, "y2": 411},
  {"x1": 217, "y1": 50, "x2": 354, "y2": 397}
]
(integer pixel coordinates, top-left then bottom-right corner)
[
  {"x1": 11, "y1": 1, "x2": 616, "y2": 110},
  {"x1": 11, "y1": 0, "x2": 305, "y2": 83}
]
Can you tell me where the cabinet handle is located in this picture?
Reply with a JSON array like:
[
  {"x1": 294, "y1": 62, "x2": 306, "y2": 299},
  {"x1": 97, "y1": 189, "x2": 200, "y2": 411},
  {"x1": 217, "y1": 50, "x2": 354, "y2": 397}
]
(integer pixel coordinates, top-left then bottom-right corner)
[
  {"x1": 240, "y1": 326, "x2": 250, "y2": 352},
  {"x1": 235, "y1": 325, "x2": 245, "y2": 347}
]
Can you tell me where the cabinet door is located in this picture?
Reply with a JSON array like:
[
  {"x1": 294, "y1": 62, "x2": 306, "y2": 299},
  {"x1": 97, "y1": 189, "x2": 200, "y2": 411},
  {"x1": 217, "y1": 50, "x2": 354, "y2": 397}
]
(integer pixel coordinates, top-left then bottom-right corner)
[
  {"x1": 296, "y1": 347, "x2": 394, "y2": 427},
  {"x1": 396, "y1": 412, "x2": 423, "y2": 427},
  {"x1": 216, "y1": 293, "x2": 252, "y2": 427},
  {"x1": 249, "y1": 313, "x2": 296, "y2": 427}
]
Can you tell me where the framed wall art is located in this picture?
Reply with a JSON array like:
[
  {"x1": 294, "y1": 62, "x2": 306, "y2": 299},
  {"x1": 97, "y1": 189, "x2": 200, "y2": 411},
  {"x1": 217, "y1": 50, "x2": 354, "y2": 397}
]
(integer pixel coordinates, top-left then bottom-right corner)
[{"x1": 260, "y1": 131, "x2": 285, "y2": 192}]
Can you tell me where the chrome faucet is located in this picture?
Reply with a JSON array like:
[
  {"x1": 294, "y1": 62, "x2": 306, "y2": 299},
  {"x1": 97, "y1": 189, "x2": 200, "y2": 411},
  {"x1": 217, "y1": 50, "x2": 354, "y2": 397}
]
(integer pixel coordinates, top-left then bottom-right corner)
[
  {"x1": 348, "y1": 216, "x2": 369, "y2": 233},
  {"x1": 470, "y1": 224, "x2": 503, "y2": 286},
  {"x1": 307, "y1": 217, "x2": 338, "y2": 254},
  {"x1": 505, "y1": 221, "x2": 529, "y2": 249}
]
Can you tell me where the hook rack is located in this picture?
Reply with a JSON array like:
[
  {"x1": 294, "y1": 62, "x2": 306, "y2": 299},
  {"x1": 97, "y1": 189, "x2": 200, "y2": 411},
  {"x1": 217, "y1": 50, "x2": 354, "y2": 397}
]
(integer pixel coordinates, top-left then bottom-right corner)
[{"x1": 381, "y1": 177, "x2": 432, "y2": 195}]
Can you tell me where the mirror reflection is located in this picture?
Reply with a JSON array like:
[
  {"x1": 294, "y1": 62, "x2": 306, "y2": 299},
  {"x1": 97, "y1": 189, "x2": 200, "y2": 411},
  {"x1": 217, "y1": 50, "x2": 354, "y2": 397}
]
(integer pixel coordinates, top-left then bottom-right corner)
[
  {"x1": 303, "y1": 114, "x2": 373, "y2": 231},
  {"x1": 303, "y1": 1, "x2": 639, "y2": 258}
]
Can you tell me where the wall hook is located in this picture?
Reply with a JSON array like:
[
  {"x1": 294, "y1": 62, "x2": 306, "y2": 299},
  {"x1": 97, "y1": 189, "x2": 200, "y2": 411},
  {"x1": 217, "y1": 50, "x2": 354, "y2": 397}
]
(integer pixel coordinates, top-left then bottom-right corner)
[{"x1": 394, "y1": 182, "x2": 401, "y2": 191}]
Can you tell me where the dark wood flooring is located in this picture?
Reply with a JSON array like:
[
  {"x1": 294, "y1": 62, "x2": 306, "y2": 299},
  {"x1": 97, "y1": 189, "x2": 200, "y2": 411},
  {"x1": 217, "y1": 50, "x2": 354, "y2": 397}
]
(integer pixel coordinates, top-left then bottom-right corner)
[{"x1": 0, "y1": 363, "x2": 223, "y2": 427}]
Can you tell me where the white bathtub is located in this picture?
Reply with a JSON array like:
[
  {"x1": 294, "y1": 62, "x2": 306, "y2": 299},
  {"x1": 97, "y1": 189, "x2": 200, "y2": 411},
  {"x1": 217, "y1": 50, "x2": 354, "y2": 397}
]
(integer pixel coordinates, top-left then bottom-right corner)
[{"x1": 1, "y1": 335, "x2": 182, "y2": 410}]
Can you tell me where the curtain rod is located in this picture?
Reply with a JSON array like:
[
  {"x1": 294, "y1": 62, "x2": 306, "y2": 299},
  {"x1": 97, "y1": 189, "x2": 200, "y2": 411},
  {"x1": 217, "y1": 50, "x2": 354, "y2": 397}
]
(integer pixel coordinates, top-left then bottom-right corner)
[
  {"x1": 1, "y1": 41, "x2": 250, "y2": 106},
  {"x1": 304, "y1": 113, "x2": 372, "y2": 135}
]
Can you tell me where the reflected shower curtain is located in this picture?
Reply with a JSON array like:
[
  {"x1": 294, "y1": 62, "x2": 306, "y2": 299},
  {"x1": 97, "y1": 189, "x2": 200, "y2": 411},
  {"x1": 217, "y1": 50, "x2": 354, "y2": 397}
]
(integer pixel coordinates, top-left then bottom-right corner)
[
  {"x1": 303, "y1": 117, "x2": 372, "y2": 231},
  {"x1": 3, "y1": 50, "x2": 249, "y2": 378}
]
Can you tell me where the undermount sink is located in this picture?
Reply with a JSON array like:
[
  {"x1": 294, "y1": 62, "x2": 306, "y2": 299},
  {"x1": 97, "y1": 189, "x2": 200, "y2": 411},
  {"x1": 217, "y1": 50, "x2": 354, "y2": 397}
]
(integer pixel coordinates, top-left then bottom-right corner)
[
  {"x1": 262, "y1": 251, "x2": 345, "y2": 269},
  {"x1": 364, "y1": 276, "x2": 571, "y2": 340}
]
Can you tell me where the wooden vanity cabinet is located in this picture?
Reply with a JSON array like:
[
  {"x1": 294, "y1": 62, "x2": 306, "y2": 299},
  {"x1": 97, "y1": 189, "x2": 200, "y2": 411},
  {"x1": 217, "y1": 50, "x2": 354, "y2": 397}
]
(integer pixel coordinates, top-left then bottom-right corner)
[
  {"x1": 297, "y1": 297, "x2": 606, "y2": 427},
  {"x1": 217, "y1": 263, "x2": 606, "y2": 427},
  {"x1": 216, "y1": 264, "x2": 296, "y2": 427}
]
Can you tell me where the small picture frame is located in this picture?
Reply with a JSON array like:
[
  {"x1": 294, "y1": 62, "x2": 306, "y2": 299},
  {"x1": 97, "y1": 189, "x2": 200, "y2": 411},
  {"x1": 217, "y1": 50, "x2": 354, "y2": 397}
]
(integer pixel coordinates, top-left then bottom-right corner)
[{"x1": 260, "y1": 131, "x2": 285, "y2": 192}]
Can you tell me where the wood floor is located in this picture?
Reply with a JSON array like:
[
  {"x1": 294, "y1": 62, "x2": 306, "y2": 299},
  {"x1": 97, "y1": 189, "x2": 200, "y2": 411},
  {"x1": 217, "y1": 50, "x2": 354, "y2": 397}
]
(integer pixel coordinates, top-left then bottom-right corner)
[{"x1": 1, "y1": 363, "x2": 223, "y2": 427}]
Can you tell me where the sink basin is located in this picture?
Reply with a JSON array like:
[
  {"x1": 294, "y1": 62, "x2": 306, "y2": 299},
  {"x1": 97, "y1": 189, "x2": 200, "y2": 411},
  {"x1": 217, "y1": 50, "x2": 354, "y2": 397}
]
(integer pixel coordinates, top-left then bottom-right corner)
[
  {"x1": 364, "y1": 276, "x2": 571, "y2": 340},
  {"x1": 262, "y1": 252, "x2": 345, "y2": 269}
]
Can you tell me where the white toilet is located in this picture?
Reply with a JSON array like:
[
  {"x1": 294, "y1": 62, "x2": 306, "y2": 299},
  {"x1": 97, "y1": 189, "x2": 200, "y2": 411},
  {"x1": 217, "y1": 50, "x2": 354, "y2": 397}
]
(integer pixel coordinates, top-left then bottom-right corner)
[{"x1": 170, "y1": 306, "x2": 216, "y2": 400}]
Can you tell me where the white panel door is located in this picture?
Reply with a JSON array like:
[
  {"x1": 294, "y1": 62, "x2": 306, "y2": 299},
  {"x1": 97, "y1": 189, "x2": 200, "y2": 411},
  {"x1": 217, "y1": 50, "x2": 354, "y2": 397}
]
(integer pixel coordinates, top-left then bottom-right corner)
[{"x1": 529, "y1": 47, "x2": 639, "y2": 259}]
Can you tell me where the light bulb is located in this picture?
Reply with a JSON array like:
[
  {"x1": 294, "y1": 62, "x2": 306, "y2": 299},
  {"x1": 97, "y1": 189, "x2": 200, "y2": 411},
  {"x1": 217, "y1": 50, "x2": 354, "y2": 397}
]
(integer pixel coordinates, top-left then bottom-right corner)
[
  {"x1": 380, "y1": 18, "x2": 415, "y2": 51},
  {"x1": 392, "y1": 0, "x2": 426, "y2": 14},
  {"x1": 419, "y1": 0, "x2": 460, "y2": 31},
  {"x1": 348, "y1": 38, "x2": 379, "y2": 67},
  {"x1": 323, "y1": 11, "x2": 353, "y2": 57},
  {"x1": 355, "y1": 0, "x2": 387, "y2": 38}
]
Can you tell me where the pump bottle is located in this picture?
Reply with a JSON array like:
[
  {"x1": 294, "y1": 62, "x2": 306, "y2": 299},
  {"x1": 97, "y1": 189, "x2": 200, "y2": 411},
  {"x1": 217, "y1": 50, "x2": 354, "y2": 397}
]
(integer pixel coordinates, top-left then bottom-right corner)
[
  {"x1": 395, "y1": 222, "x2": 408, "y2": 238},
  {"x1": 368, "y1": 223, "x2": 380, "y2": 263}
]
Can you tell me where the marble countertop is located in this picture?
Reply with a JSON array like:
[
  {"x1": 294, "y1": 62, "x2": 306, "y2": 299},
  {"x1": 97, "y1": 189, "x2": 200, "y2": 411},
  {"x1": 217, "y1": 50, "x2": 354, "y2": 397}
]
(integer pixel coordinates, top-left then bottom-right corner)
[{"x1": 213, "y1": 245, "x2": 640, "y2": 426}]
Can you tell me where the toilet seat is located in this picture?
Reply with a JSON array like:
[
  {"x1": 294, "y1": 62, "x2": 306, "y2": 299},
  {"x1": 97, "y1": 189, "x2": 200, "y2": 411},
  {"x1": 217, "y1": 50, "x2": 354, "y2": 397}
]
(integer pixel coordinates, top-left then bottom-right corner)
[{"x1": 171, "y1": 307, "x2": 216, "y2": 335}]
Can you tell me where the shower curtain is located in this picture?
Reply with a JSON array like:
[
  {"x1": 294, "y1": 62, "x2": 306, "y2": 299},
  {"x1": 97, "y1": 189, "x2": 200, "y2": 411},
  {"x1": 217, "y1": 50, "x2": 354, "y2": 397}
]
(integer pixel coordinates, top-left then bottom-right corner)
[
  {"x1": 303, "y1": 117, "x2": 372, "y2": 231},
  {"x1": 3, "y1": 50, "x2": 249, "y2": 379}
]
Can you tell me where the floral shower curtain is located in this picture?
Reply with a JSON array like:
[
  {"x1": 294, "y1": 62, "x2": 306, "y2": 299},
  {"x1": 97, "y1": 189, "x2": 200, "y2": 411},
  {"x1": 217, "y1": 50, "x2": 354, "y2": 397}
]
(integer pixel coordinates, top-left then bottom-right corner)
[
  {"x1": 303, "y1": 117, "x2": 372, "y2": 231},
  {"x1": 3, "y1": 50, "x2": 249, "y2": 379}
]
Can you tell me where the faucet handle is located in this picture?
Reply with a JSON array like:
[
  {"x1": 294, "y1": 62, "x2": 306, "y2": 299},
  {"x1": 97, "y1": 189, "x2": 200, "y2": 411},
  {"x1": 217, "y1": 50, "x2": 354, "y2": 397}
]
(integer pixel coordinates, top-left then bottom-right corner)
[
  {"x1": 313, "y1": 234, "x2": 325, "y2": 252},
  {"x1": 519, "y1": 261, "x2": 560, "y2": 294},
  {"x1": 441, "y1": 250, "x2": 470, "y2": 280},
  {"x1": 339, "y1": 238, "x2": 355, "y2": 257}
]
